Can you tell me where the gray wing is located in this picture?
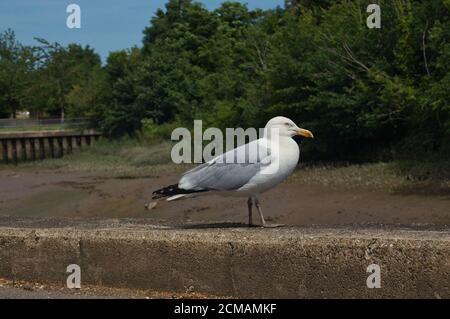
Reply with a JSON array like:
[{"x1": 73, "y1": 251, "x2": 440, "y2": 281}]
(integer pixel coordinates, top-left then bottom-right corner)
[{"x1": 178, "y1": 140, "x2": 271, "y2": 191}]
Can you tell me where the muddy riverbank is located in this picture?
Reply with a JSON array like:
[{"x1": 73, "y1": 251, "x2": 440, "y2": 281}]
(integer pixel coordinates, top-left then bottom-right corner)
[{"x1": 1, "y1": 168, "x2": 448, "y2": 225}]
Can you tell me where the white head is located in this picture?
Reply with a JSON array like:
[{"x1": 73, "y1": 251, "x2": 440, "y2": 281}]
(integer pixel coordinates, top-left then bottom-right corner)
[{"x1": 264, "y1": 116, "x2": 314, "y2": 139}]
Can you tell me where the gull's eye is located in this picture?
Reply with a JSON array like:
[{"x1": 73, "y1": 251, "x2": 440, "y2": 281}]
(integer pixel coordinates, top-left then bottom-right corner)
[{"x1": 285, "y1": 122, "x2": 292, "y2": 127}]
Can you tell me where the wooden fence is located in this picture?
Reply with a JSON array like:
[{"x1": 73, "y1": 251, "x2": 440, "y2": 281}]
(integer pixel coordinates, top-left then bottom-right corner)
[{"x1": 0, "y1": 130, "x2": 102, "y2": 164}]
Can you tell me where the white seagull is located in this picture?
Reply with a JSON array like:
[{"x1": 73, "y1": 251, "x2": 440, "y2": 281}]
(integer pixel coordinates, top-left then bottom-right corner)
[{"x1": 152, "y1": 116, "x2": 313, "y2": 227}]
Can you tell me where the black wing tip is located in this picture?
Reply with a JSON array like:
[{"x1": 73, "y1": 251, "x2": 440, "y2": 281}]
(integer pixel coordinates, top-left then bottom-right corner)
[
  {"x1": 152, "y1": 184, "x2": 209, "y2": 199},
  {"x1": 152, "y1": 184, "x2": 178, "y2": 199}
]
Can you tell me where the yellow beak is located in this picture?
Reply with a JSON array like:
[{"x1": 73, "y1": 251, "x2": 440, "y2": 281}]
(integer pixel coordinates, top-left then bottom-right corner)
[{"x1": 296, "y1": 128, "x2": 314, "y2": 138}]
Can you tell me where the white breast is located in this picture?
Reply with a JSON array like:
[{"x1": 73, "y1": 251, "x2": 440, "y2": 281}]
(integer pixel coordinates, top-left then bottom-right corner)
[{"x1": 236, "y1": 136, "x2": 299, "y2": 195}]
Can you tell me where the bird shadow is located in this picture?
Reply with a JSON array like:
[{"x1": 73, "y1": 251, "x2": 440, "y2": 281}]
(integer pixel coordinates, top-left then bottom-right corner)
[
  {"x1": 178, "y1": 222, "x2": 262, "y2": 229},
  {"x1": 177, "y1": 222, "x2": 287, "y2": 229}
]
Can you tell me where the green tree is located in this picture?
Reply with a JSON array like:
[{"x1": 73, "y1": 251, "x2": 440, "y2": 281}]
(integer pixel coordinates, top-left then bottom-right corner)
[
  {"x1": 0, "y1": 29, "x2": 36, "y2": 118},
  {"x1": 34, "y1": 40, "x2": 101, "y2": 121},
  {"x1": 101, "y1": 48, "x2": 142, "y2": 136}
]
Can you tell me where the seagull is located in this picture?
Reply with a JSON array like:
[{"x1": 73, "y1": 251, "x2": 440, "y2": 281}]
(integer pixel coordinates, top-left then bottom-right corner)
[{"x1": 151, "y1": 116, "x2": 313, "y2": 227}]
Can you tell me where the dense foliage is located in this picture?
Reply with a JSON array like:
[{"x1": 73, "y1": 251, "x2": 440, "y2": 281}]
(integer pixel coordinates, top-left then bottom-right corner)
[{"x1": 0, "y1": 0, "x2": 449, "y2": 161}]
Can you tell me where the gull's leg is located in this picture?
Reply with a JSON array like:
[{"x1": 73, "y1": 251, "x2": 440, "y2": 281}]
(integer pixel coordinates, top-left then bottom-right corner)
[
  {"x1": 247, "y1": 196, "x2": 253, "y2": 227},
  {"x1": 254, "y1": 195, "x2": 267, "y2": 227},
  {"x1": 254, "y1": 195, "x2": 284, "y2": 228}
]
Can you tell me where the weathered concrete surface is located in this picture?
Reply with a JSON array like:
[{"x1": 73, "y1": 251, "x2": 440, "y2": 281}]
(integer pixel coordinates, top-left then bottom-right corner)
[
  {"x1": 0, "y1": 277, "x2": 206, "y2": 299},
  {"x1": 0, "y1": 217, "x2": 449, "y2": 298}
]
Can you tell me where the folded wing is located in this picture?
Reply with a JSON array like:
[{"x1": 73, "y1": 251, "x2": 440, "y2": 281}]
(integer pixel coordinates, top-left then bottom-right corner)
[{"x1": 179, "y1": 139, "x2": 272, "y2": 191}]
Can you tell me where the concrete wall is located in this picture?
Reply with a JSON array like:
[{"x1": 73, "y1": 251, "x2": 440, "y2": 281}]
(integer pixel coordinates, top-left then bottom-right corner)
[{"x1": 0, "y1": 219, "x2": 448, "y2": 298}]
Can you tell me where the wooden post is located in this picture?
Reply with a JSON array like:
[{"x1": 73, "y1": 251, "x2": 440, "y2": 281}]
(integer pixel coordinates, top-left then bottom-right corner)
[
  {"x1": 67, "y1": 136, "x2": 73, "y2": 154},
  {"x1": 49, "y1": 137, "x2": 55, "y2": 158},
  {"x1": 39, "y1": 138, "x2": 45, "y2": 159},
  {"x1": 1, "y1": 140, "x2": 7, "y2": 164},
  {"x1": 11, "y1": 139, "x2": 18, "y2": 164},
  {"x1": 57, "y1": 137, "x2": 64, "y2": 157},
  {"x1": 20, "y1": 138, "x2": 27, "y2": 162},
  {"x1": 30, "y1": 138, "x2": 36, "y2": 161}
]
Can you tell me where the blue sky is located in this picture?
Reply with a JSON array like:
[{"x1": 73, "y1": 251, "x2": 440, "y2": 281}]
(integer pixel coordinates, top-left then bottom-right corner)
[{"x1": 0, "y1": 0, "x2": 284, "y2": 62}]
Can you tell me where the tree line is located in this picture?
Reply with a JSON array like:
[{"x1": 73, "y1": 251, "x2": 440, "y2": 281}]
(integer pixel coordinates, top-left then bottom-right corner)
[{"x1": 0, "y1": 0, "x2": 449, "y2": 161}]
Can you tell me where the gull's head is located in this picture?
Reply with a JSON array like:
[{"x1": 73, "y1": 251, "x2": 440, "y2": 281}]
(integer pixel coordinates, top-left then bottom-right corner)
[{"x1": 264, "y1": 116, "x2": 314, "y2": 139}]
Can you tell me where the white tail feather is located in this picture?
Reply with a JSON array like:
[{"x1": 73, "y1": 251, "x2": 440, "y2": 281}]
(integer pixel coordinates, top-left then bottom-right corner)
[{"x1": 166, "y1": 194, "x2": 187, "y2": 201}]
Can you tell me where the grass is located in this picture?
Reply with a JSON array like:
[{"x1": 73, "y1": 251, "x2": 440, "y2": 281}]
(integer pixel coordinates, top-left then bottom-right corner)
[
  {"x1": 292, "y1": 162, "x2": 400, "y2": 190},
  {"x1": 1, "y1": 138, "x2": 448, "y2": 195},
  {"x1": 5, "y1": 138, "x2": 190, "y2": 178},
  {"x1": 292, "y1": 161, "x2": 450, "y2": 195}
]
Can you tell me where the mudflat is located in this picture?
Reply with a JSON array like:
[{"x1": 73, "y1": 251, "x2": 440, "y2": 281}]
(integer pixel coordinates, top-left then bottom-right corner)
[{"x1": 0, "y1": 167, "x2": 448, "y2": 226}]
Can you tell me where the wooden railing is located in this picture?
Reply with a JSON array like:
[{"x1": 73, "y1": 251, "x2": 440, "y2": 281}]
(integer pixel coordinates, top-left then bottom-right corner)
[{"x1": 0, "y1": 118, "x2": 88, "y2": 130}]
